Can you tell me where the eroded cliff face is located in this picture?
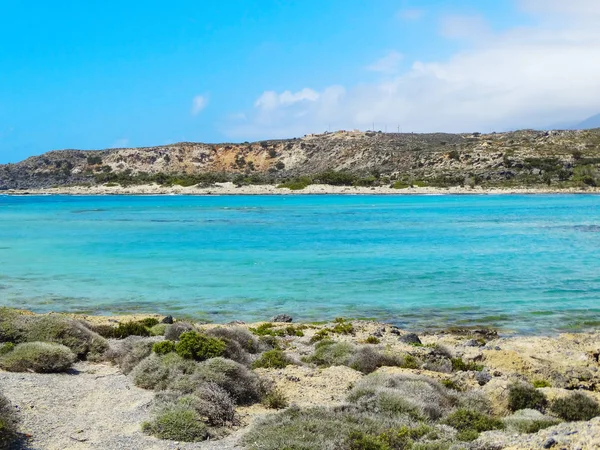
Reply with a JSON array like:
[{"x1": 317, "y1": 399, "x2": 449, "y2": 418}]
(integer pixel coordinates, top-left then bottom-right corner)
[{"x1": 2, "y1": 129, "x2": 600, "y2": 189}]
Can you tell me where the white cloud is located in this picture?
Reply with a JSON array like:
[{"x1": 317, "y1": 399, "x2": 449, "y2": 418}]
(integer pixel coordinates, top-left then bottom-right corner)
[
  {"x1": 191, "y1": 95, "x2": 208, "y2": 115},
  {"x1": 226, "y1": 1, "x2": 600, "y2": 138},
  {"x1": 396, "y1": 9, "x2": 424, "y2": 21},
  {"x1": 367, "y1": 51, "x2": 403, "y2": 74}
]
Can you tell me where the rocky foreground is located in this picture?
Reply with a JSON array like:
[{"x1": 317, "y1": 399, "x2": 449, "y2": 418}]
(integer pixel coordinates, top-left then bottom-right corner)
[
  {"x1": 0, "y1": 311, "x2": 599, "y2": 450},
  {"x1": 2, "y1": 129, "x2": 600, "y2": 191}
]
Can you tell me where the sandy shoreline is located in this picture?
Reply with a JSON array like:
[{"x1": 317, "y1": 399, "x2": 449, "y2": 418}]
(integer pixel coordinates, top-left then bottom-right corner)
[{"x1": 4, "y1": 182, "x2": 600, "y2": 196}]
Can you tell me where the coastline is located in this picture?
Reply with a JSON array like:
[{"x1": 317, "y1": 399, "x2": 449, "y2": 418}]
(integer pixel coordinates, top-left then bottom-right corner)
[
  {"x1": 4, "y1": 182, "x2": 600, "y2": 196},
  {"x1": 1, "y1": 309, "x2": 599, "y2": 449}
]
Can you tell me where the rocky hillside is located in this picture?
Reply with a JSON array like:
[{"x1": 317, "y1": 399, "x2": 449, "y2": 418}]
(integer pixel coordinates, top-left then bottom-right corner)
[{"x1": 2, "y1": 129, "x2": 600, "y2": 190}]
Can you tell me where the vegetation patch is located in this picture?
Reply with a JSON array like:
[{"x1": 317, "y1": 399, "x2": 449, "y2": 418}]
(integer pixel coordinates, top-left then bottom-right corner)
[
  {"x1": 443, "y1": 409, "x2": 504, "y2": 441},
  {"x1": 550, "y1": 392, "x2": 600, "y2": 422},
  {"x1": 508, "y1": 383, "x2": 548, "y2": 412},
  {"x1": 262, "y1": 388, "x2": 289, "y2": 410},
  {"x1": 252, "y1": 349, "x2": 291, "y2": 369},
  {"x1": 0, "y1": 391, "x2": 19, "y2": 449},
  {"x1": 175, "y1": 332, "x2": 226, "y2": 361},
  {"x1": 0, "y1": 342, "x2": 75, "y2": 373},
  {"x1": 142, "y1": 404, "x2": 208, "y2": 442}
]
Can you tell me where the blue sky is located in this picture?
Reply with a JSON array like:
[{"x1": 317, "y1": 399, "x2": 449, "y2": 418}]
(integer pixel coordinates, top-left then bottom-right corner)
[{"x1": 1, "y1": 0, "x2": 599, "y2": 163}]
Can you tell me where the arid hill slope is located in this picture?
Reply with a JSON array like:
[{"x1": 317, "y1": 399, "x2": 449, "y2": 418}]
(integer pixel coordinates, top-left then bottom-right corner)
[{"x1": 2, "y1": 129, "x2": 600, "y2": 189}]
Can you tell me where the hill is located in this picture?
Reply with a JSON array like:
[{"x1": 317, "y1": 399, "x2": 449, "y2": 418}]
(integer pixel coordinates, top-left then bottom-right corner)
[{"x1": 2, "y1": 129, "x2": 600, "y2": 190}]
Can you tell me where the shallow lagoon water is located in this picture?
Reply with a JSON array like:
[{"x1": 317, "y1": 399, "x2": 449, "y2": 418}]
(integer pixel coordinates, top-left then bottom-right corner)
[{"x1": 1, "y1": 194, "x2": 599, "y2": 333}]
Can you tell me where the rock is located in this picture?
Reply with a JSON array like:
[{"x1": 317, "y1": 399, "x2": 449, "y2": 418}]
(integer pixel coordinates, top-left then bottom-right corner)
[
  {"x1": 399, "y1": 333, "x2": 422, "y2": 345},
  {"x1": 271, "y1": 314, "x2": 293, "y2": 323},
  {"x1": 543, "y1": 438, "x2": 557, "y2": 448},
  {"x1": 228, "y1": 320, "x2": 246, "y2": 325},
  {"x1": 465, "y1": 339, "x2": 481, "y2": 347},
  {"x1": 476, "y1": 369, "x2": 493, "y2": 386},
  {"x1": 161, "y1": 315, "x2": 174, "y2": 324},
  {"x1": 390, "y1": 328, "x2": 401, "y2": 336}
]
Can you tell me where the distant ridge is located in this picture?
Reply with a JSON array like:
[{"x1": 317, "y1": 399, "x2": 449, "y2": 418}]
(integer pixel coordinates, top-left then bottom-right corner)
[
  {"x1": 2, "y1": 128, "x2": 600, "y2": 190},
  {"x1": 577, "y1": 113, "x2": 600, "y2": 130}
]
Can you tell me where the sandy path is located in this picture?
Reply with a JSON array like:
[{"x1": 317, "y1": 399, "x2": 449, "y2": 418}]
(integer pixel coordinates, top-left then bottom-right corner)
[{"x1": 0, "y1": 362, "x2": 242, "y2": 450}]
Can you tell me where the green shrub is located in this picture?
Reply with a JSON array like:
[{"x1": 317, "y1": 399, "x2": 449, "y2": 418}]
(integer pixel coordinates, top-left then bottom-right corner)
[
  {"x1": 0, "y1": 391, "x2": 19, "y2": 449},
  {"x1": 252, "y1": 350, "x2": 290, "y2": 369},
  {"x1": 206, "y1": 327, "x2": 260, "y2": 354},
  {"x1": 193, "y1": 357, "x2": 263, "y2": 405},
  {"x1": 347, "y1": 430, "x2": 390, "y2": 450},
  {"x1": 0, "y1": 342, "x2": 75, "y2": 373},
  {"x1": 306, "y1": 341, "x2": 354, "y2": 367},
  {"x1": 278, "y1": 177, "x2": 312, "y2": 190},
  {"x1": 262, "y1": 388, "x2": 289, "y2": 410},
  {"x1": 348, "y1": 347, "x2": 403, "y2": 375},
  {"x1": 508, "y1": 383, "x2": 548, "y2": 412},
  {"x1": 444, "y1": 409, "x2": 504, "y2": 441},
  {"x1": 441, "y1": 379, "x2": 462, "y2": 391},
  {"x1": 175, "y1": 332, "x2": 226, "y2": 361},
  {"x1": 451, "y1": 358, "x2": 483, "y2": 372},
  {"x1": 0, "y1": 311, "x2": 108, "y2": 360},
  {"x1": 249, "y1": 323, "x2": 285, "y2": 337},
  {"x1": 112, "y1": 321, "x2": 151, "y2": 338},
  {"x1": 532, "y1": 379, "x2": 551, "y2": 388},
  {"x1": 364, "y1": 336, "x2": 380, "y2": 345},
  {"x1": 332, "y1": 318, "x2": 354, "y2": 334},
  {"x1": 153, "y1": 340, "x2": 176, "y2": 355},
  {"x1": 0, "y1": 343, "x2": 14, "y2": 356},
  {"x1": 550, "y1": 392, "x2": 600, "y2": 421},
  {"x1": 348, "y1": 373, "x2": 457, "y2": 421},
  {"x1": 138, "y1": 318, "x2": 160, "y2": 328},
  {"x1": 503, "y1": 410, "x2": 560, "y2": 433},
  {"x1": 149, "y1": 324, "x2": 168, "y2": 336},
  {"x1": 142, "y1": 404, "x2": 208, "y2": 442},
  {"x1": 309, "y1": 329, "x2": 330, "y2": 343},
  {"x1": 130, "y1": 352, "x2": 196, "y2": 390},
  {"x1": 392, "y1": 181, "x2": 410, "y2": 189}
]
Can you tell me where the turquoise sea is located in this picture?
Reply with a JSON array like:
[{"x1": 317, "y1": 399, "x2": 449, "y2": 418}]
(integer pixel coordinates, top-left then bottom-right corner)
[{"x1": 1, "y1": 194, "x2": 600, "y2": 333}]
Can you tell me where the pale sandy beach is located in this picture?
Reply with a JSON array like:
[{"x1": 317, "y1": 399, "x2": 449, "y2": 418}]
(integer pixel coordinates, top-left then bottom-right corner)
[{"x1": 5, "y1": 182, "x2": 600, "y2": 196}]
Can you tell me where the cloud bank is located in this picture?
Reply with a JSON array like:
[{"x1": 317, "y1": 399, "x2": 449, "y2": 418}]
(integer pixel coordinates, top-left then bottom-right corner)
[{"x1": 227, "y1": 0, "x2": 600, "y2": 138}]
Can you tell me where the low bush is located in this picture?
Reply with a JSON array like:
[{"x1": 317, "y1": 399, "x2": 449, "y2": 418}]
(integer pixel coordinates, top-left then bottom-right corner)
[
  {"x1": 175, "y1": 332, "x2": 226, "y2": 361},
  {"x1": 348, "y1": 373, "x2": 457, "y2": 421},
  {"x1": 142, "y1": 404, "x2": 208, "y2": 442},
  {"x1": 364, "y1": 336, "x2": 381, "y2": 344},
  {"x1": 262, "y1": 388, "x2": 289, "y2": 410},
  {"x1": 206, "y1": 327, "x2": 260, "y2": 354},
  {"x1": 331, "y1": 317, "x2": 354, "y2": 334},
  {"x1": 550, "y1": 392, "x2": 600, "y2": 422},
  {"x1": 242, "y1": 405, "x2": 437, "y2": 450},
  {"x1": 503, "y1": 409, "x2": 560, "y2": 433},
  {"x1": 443, "y1": 409, "x2": 504, "y2": 441},
  {"x1": 508, "y1": 383, "x2": 548, "y2": 412},
  {"x1": 0, "y1": 343, "x2": 14, "y2": 356},
  {"x1": 450, "y1": 357, "x2": 483, "y2": 372},
  {"x1": 164, "y1": 322, "x2": 194, "y2": 341},
  {"x1": 249, "y1": 323, "x2": 285, "y2": 337},
  {"x1": 0, "y1": 391, "x2": 19, "y2": 449},
  {"x1": 149, "y1": 324, "x2": 168, "y2": 336},
  {"x1": 348, "y1": 347, "x2": 406, "y2": 375},
  {"x1": 103, "y1": 336, "x2": 156, "y2": 374},
  {"x1": 131, "y1": 353, "x2": 196, "y2": 390},
  {"x1": 153, "y1": 340, "x2": 176, "y2": 355},
  {"x1": 193, "y1": 357, "x2": 263, "y2": 405},
  {"x1": 533, "y1": 379, "x2": 551, "y2": 388},
  {"x1": 112, "y1": 321, "x2": 151, "y2": 338},
  {"x1": 192, "y1": 383, "x2": 237, "y2": 426},
  {"x1": 252, "y1": 350, "x2": 291, "y2": 369},
  {"x1": 0, "y1": 342, "x2": 75, "y2": 373},
  {"x1": 306, "y1": 341, "x2": 354, "y2": 367},
  {"x1": 278, "y1": 177, "x2": 312, "y2": 191},
  {"x1": 0, "y1": 310, "x2": 108, "y2": 360}
]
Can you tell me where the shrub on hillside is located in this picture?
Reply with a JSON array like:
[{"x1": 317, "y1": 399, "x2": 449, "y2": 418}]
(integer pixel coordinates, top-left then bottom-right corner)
[
  {"x1": 149, "y1": 323, "x2": 168, "y2": 336},
  {"x1": 142, "y1": 404, "x2": 208, "y2": 442},
  {"x1": 153, "y1": 340, "x2": 176, "y2": 355},
  {"x1": 550, "y1": 392, "x2": 600, "y2": 422},
  {"x1": 252, "y1": 350, "x2": 291, "y2": 369},
  {"x1": 0, "y1": 343, "x2": 14, "y2": 356},
  {"x1": 306, "y1": 340, "x2": 354, "y2": 367},
  {"x1": 0, "y1": 310, "x2": 108, "y2": 360},
  {"x1": 0, "y1": 391, "x2": 19, "y2": 450},
  {"x1": 164, "y1": 322, "x2": 194, "y2": 341},
  {"x1": 0, "y1": 342, "x2": 75, "y2": 373},
  {"x1": 175, "y1": 332, "x2": 226, "y2": 361},
  {"x1": 348, "y1": 373, "x2": 457, "y2": 421},
  {"x1": 262, "y1": 388, "x2": 289, "y2": 410},
  {"x1": 131, "y1": 353, "x2": 196, "y2": 391},
  {"x1": 104, "y1": 336, "x2": 156, "y2": 374},
  {"x1": 444, "y1": 409, "x2": 504, "y2": 441},
  {"x1": 348, "y1": 347, "x2": 415, "y2": 374},
  {"x1": 242, "y1": 405, "x2": 434, "y2": 450},
  {"x1": 192, "y1": 357, "x2": 263, "y2": 405},
  {"x1": 508, "y1": 383, "x2": 548, "y2": 412},
  {"x1": 206, "y1": 327, "x2": 259, "y2": 365}
]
